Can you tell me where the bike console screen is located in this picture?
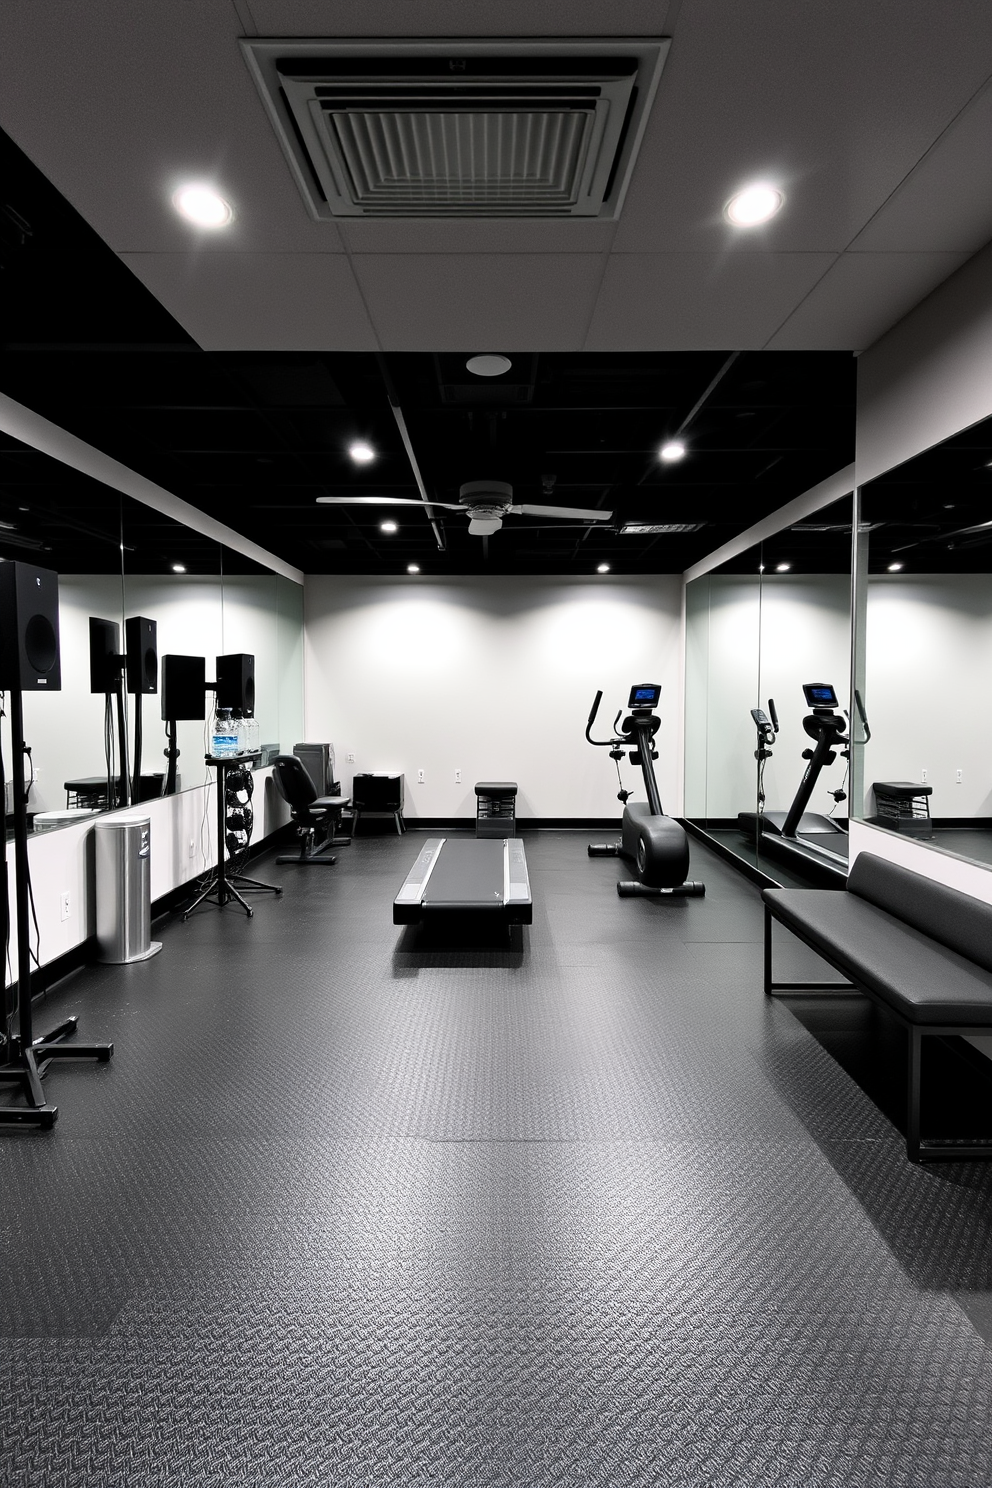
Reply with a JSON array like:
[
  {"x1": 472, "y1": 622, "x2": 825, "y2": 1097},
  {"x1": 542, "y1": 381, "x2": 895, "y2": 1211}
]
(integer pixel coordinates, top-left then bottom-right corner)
[
  {"x1": 803, "y1": 682, "x2": 838, "y2": 708},
  {"x1": 629, "y1": 683, "x2": 661, "y2": 709}
]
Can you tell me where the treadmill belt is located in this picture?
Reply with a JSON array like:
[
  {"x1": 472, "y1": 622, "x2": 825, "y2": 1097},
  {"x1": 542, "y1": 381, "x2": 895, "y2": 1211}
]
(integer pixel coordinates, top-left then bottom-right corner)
[
  {"x1": 426, "y1": 838, "x2": 505, "y2": 907},
  {"x1": 393, "y1": 837, "x2": 533, "y2": 924}
]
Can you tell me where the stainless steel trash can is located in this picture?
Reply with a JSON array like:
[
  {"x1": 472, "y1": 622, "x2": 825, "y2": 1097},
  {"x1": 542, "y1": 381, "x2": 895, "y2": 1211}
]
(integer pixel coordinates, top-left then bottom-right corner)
[{"x1": 94, "y1": 815, "x2": 162, "y2": 963}]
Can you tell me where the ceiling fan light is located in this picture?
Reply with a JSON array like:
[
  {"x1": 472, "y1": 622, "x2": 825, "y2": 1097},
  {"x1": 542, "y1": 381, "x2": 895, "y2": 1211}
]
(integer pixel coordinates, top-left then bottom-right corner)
[
  {"x1": 466, "y1": 355, "x2": 512, "y2": 377},
  {"x1": 468, "y1": 516, "x2": 502, "y2": 536}
]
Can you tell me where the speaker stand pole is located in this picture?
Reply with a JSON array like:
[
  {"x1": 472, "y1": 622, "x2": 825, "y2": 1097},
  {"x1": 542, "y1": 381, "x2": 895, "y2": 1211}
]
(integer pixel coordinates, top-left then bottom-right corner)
[
  {"x1": 0, "y1": 688, "x2": 114, "y2": 1128},
  {"x1": 115, "y1": 678, "x2": 131, "y2": 809}
]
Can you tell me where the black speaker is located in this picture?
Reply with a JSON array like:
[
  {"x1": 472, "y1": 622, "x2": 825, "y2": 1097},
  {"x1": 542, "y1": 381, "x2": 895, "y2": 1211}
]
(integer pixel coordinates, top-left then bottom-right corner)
[
  {"x1": 161, "y1": 654, "x2": 206, "y2": 720},
  {"x1": 89, "y1": 617, "x2": 121, "y2": 694},
  {"x1": 0, "y1": 561, "x2": 62, "y2": 692},
  {"x1": 216, "y1": 653, "x2": 255, "y2": 714},
  {"x1": 125, "y1": 616, "x2": 158, "y2": 694}
]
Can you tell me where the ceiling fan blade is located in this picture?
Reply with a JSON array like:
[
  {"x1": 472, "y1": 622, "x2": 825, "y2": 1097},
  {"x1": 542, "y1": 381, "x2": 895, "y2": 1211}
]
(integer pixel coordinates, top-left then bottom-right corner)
[
  {"x1": 511, "y1": 504, "x2": 613, "y2": 521},
  {"x1": 315, "y1": 496, "x2": 463, "y2": 509}
]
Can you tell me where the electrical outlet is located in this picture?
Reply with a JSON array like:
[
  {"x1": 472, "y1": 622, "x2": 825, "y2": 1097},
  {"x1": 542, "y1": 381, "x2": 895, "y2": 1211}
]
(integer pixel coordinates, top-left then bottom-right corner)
[
  {"x1": 60, "y1": 891, "x2": 70, "y2": 922},
  {"x1": 347, "y1": 752, "x2": 355, "y2": 763},
  {"x1": 956, "y1": 768, "x2": 963, "y2": 784},
  {"x1": 417, "y1": 769, "x2": 425, "y2": 784},
  {"x1": 921, "y1": 767, "x2": 928, "y2": 783},
  {"x1": 189, "y1": 838, "x2": 195, "y2": 858},
  {"x1": 455, "y1": 769, "x2": 462, "y2": 784}
]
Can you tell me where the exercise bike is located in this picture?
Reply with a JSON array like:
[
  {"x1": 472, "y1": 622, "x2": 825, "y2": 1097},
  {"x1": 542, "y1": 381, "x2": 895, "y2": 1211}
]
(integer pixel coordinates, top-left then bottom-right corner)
[{"x1": 586, "y1": 683, "x2": 705, "y2": 898}]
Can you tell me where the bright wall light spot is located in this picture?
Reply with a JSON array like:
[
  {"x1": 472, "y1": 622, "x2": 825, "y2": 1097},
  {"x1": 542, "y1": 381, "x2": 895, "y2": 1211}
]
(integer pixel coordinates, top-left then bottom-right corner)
[
  {"x1": 887, "y1": 562, "x2": 904, "y2": 572},
  {"x1": 172, "y1": 563, "x2": 187, "y2": 573},
  {"x1": 348, "y1": 441, "x2": 375, "y2": 464},
  {"x1": 597, "y1": 563, "x2": 611, "y2": 573},
  {"x1": 725, "y1": 183, "x2": 783, "y2": 227},
  {"x1": 172, "y1": 183, "x2": 233, "y2": 228},
  {"x1": 775, "y1": 562, "x2": 791, "y2": 572},
  {"x1": 659, "y1": 440, "x2": 686, "y2": 463},
  {"x1": 380, "y1": 520, "x2": 398, "y2": 534},
  {"x1": 407, "y1": 564, "x2": 420, "y2": 575}
]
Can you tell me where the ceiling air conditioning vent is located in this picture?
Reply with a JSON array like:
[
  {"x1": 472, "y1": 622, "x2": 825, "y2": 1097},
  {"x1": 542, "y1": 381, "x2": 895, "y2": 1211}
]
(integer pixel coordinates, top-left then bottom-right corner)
[{"x1": 241, "y1": 38, "x2": 669, "y2": 220}]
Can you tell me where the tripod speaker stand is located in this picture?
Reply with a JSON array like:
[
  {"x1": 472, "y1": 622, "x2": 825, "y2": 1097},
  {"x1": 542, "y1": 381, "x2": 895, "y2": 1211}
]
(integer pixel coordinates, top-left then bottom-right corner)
[{"x1": 0, "y1": 686, "x2": 113, "y2": 1128}]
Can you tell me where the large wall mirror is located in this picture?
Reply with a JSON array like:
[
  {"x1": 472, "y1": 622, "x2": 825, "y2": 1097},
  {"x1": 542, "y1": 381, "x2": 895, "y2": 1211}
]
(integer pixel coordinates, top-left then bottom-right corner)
[
  {"x1": 0, "y1": 429, "x2": 304, "y2": 834},
  {"x1": 852, "y1": 415, "x2": 992, "y2": 870},
  {"x1": 685, "y1": 492, "x2": 854, "y2": 882}
]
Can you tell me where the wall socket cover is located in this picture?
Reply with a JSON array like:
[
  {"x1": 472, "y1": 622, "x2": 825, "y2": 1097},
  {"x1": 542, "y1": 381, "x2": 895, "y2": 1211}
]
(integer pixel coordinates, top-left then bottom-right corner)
[{"x1": 417, "y1": 769, "x2": 425, "y2": 783}]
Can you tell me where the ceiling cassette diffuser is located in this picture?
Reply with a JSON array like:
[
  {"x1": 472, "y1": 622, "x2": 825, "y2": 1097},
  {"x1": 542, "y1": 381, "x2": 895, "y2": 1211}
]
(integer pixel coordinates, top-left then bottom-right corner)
[{"x1": 240, "y1": 38, "x2": 669, "y2": 220}]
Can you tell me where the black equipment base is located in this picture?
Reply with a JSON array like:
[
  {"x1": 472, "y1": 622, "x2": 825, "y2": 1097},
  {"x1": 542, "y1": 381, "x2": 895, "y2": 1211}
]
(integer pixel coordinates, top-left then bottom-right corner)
[
  {"x1": 617, "y1": 880, "x2": 706, "y2": 898},
  {"x1": 0, "y1": 1016, "x2": 113, "y2": 1128}
]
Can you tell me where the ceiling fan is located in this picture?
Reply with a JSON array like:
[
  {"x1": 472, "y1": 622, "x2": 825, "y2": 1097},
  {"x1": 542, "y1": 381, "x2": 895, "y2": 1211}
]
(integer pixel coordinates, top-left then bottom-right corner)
[{"x1": 316, "y1": 480, "x2": 613, "y2": 537}]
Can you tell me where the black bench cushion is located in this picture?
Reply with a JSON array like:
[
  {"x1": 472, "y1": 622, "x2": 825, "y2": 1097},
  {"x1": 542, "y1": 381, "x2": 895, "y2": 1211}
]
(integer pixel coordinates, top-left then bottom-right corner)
[
  {"x1": 848, "y1": 853, "x2": 992, "y2": 975},
  {"x1": 763, "y1": 887, "x2": 992, "y2": 1025}
]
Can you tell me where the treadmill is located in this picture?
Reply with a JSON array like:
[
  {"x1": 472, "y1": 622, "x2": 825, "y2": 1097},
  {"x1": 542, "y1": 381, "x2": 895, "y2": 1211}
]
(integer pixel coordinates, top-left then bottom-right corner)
[
  {"x1": 739, "y1": 682, "x2": 870, "y2": 883},
  {"x1": 393, "y1": 835, "x2": 533, "y2": 926}
]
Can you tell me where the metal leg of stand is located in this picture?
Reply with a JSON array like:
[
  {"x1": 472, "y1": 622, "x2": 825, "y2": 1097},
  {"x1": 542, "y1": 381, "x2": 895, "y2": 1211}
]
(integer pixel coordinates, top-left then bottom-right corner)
[{"x1": 183, "y1": 757, "x2": 281, "y2": 919}]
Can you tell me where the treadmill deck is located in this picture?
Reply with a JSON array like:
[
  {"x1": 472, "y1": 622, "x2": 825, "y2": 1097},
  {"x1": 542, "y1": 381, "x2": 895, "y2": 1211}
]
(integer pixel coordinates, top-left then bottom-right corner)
[{"x1": 393, "y1": 837, "x2": 533, "y2": 924}]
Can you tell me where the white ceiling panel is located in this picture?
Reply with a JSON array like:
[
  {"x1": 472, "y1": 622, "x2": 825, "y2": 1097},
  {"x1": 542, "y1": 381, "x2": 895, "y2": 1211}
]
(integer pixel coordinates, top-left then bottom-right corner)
[
  {"x1": 338, "y1": 219, "x2": 617, "y2": 255},
  {"x1": 766, "y1": 251, "x2": 972, "y2": 352},
  {"x1": 349, "y1": 254, "x2": 606, "y2": 350},
  {"x1": 118, "y1": 253, "x2": 379, "y2": 350},
  {"x1": 240, "y1": 1, "x2": 676, "y2": 38},
  {"x1": 611, "y1": 0, "x2": 992, "y2": 255},
  {"x1": 848, "y1": 79, "x2": 992, "y2": 253},
  {"x1": 584, "y1": 253, "x2": 836, "y2": 350}
]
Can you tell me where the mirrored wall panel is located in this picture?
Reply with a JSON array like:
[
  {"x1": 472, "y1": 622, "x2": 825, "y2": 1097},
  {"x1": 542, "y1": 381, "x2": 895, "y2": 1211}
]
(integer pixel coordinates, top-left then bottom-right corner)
[
  {"x1": 685, "y1": 492, "x2": 854, "y2": 883},
  {"x1": 853, "y1": 414, "x2": 992, "y2": 870},
  {"x1": 0, "y1": 429, "x2": 304, "y2": 834}
]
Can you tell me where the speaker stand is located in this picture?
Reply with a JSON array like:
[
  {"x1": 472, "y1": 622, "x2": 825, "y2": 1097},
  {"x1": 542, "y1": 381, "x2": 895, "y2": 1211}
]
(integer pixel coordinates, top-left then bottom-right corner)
[
  {"x1": 182, "y1": 754, "x2": 281, "y2": 920},
  {"x1": 0, "y1": 689, "x2": 113, "y2": 1129}
]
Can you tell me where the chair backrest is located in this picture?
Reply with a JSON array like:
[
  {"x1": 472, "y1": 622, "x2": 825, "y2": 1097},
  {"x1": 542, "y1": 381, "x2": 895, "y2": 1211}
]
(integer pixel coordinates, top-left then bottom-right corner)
[{"x1": 272, "y1": 754, "x2": 318, "y2": 812}]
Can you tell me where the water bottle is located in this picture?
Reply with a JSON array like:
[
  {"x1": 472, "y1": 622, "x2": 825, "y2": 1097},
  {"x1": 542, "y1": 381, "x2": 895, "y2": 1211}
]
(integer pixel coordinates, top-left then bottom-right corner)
[
  {"x1": 212, "y1": 707, "x2": 238, "y2": 758},
  {"x1": 245, "y1": 714, "x2": 260, "y2": 753}
]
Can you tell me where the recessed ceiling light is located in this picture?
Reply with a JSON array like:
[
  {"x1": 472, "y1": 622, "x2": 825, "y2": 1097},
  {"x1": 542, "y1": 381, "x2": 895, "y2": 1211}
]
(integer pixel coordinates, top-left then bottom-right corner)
[
  {"x1": 380, "y1": 520, "x2": 398, "y2": 534},
  {"x1": 172, "y1": 183, "x2": 234, "y2": 228},
  {"x1": 775, "y1": 562, "x2": 791, "y2": 572},
  {"x1": 758, "y1": 564, "x2": 765, "y2": 572},
  {"x1": 348, "y1": 441, "x2": 375, "y2": 464},
  {"x1": 597, "y1": 563, "x2": 611, "y2": 573},
  {"x1": 887, "y1": 562, "x2": 903, "y2": 572},
  {"x1": 172, "y1": 563, "x2": 186, "y2": 573},
  {"x1": 725, "y1": 183, "x2": 784, "y2": 227},
  {"x1": 407, "y1": 564, "x2": 420, "y2": 575},
  {"x1": 659, "y1": 440, "x2": 686, "y2": 463},
  {"x1": 466, "y1": 354, "x2": 512, "y2": 377}
]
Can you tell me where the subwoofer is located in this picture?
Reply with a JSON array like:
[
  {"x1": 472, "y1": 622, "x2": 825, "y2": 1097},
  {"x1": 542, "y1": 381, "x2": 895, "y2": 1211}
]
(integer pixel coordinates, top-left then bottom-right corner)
[
  {"x1": 89, "y1": 617, "x2": 122, "y2": 694},
  {"x1": 216, "y1": 653, "x2": 255, "y2": 714},
  {"x1": 161, "y1": 655, "x2": 206, "y2": 720},
  {"x1": 125, "y1": 616, "x2": 158, "y2": 694},
  {"x1": 0, "y1": 561, "x2": 62, "y2": 692}
]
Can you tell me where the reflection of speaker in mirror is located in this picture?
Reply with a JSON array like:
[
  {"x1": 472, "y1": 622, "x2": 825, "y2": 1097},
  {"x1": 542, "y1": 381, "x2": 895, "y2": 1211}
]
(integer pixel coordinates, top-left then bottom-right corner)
[
  {"x1": 0, "y1": 562, "x2": 62, "y2": 691},
  {"x1": 88, "y1": 617, "x2": 121, "y2": 693},
  {"x1": 161, "y1": 655, "x2": 206, "y2": 720},
  {"x1": 125, "y1": 616, "x2": 157, "y2": 694},
  {"x1": 216, "y1": 653, "x2": 255, "y2": 714}
]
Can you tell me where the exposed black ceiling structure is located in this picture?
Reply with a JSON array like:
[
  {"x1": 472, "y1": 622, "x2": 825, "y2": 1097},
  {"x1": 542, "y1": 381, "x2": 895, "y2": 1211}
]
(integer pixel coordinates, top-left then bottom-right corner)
[{"x1": 0, "y1": 125, "x2": 857, "y2": 577}]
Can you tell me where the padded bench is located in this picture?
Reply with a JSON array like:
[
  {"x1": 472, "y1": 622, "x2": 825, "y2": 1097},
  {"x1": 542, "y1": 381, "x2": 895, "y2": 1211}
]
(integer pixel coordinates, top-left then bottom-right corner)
[{"x1": 763, "y1": 852, "x2": 992, "y2": 1163}]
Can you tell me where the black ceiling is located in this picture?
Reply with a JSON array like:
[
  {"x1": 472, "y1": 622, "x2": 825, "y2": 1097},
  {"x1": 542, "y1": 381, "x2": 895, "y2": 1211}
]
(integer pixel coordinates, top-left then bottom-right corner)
[{"x1": 0, "y1": 125, "x2": 858, "y2": 578}]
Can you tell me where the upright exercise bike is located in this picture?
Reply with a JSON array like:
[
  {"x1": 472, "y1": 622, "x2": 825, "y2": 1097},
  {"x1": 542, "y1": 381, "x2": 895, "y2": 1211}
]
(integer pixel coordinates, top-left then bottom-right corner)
[{"x1": 586, "y1": 683, "x2": 704, "y2": 898}]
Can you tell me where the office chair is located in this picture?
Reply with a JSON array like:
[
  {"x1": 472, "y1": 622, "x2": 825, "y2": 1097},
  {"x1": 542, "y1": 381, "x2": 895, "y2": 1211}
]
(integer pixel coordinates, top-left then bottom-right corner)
[{"x1": 271, "y1": 754, "x2": 351, "y2": 865}]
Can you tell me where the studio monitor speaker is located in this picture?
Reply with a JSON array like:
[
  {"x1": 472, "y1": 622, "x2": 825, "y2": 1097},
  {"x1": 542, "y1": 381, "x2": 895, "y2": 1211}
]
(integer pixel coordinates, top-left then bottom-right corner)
[
  {"x1": 0, "y1": 561, "x2": 62, "y2": 691},
  {"x1": 161, "y1": 654, "x2": 206, "y2": 720},
  {"x1": 89, "y1": 616, "x2": 122, "y2": 694},
  {"x1": 125, "y1": 616, "x2": 158, "y2": 694},
  {"x1": 216, "y1": 653, "x2": 255, "y2": 714}
]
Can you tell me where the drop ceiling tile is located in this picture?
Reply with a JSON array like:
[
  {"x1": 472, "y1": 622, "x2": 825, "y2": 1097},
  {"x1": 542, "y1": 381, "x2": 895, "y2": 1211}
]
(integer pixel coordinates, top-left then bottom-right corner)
[
  {"x1": 118, "y1": 254, "x2": 378, "y2": 351},
  {"x1": 584, "y1": 254, "x2": 837, "y2": 350},
  {"x1": 610, "y1": 0, "x2": 992, "y2": 254},
  {"x1": 350, "y1": 254, "x2": 606, "y2": 351},
  {"x1": 848, "y1": 79, "x2": 992, "y2": 252},
  {"x1": 339, "y1": 221, "x2": 616, "y2": 255},
  {"x1": 766, "y1": 252, "x2": 972, "y2": 351},
  {"x1": 242, "y1": 1, "x2": 675, "y2": 36}
]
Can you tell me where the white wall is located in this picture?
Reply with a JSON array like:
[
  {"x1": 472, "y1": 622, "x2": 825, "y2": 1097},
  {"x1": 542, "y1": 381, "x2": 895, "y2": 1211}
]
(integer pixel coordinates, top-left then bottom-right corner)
[
  {"x1": 303, "y1": 574, "x2": 682, "y2": 821},
  {"x1": 861, "y1": 575, "x2": 992, "y2": 817}
]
